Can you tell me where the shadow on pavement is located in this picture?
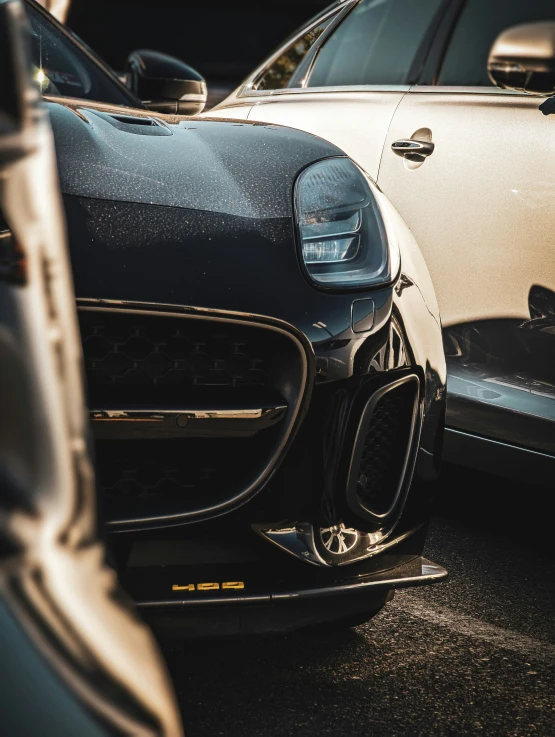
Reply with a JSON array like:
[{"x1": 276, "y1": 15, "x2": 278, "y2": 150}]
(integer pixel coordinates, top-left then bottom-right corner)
[
  {"x1": 162, "y1": 462, "x2": 555, "y2": 736},
  {"x1": 430, "y1": 462, "x2": 554, "y2": 555}
]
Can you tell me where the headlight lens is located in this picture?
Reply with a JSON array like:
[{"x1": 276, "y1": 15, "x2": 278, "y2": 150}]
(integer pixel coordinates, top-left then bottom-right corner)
[{"x1": 294, "y1": 158, "x2": 392, "y2": 288}]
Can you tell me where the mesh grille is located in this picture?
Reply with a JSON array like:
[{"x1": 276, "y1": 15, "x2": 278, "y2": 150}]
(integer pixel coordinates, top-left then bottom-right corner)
[
  {"x1": 95, "y1": 437, "x2": 259, "y2": 503},
  {"x1": 79, "y1": 311, "x2": 272, "y2": 404},
  {"x1": 79, "y1": 310, "x2": 295, "y2": 521},
  {"x1": 79, "y1": 308, "x2": 301, "y2": 521},
  {"x1": 355, "y1": 381, "x2": 417, "y2": 516}
]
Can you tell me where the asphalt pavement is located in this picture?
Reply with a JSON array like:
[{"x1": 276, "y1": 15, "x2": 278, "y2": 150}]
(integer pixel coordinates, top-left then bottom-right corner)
[{"x1": 169, "y1": 466, "x2": 555, "y2": 737}]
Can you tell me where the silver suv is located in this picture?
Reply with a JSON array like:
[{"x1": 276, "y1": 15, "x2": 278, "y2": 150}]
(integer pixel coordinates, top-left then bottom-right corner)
[{"x1": 209, "y1": 0, "x2": 555, "y2": 482}]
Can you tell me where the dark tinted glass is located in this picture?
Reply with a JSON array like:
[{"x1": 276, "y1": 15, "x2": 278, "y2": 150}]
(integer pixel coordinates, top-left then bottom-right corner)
[
  {"x1": 308, "y1": 0, "x2": 443, "y2": 88},
  {"x1": 254, "y1": 15, "x2": 336, "y2": 91},
  {"x1": 439, "y1": 0, "x2": 555, "y2": 86},
  {"x1": 27, "y1": 5, "x2": 135, "y2": 105}
]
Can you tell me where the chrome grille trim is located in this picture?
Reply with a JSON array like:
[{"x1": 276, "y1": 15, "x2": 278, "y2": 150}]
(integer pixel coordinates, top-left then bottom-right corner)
[{"x1": 89, "y1": 404, "x2": 288, "y2": 439}]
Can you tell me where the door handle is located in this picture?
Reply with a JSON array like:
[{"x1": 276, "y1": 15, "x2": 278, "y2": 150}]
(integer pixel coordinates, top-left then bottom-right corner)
[{"x1": 391, "y1": 139, "x2": 435, "y2": 158}]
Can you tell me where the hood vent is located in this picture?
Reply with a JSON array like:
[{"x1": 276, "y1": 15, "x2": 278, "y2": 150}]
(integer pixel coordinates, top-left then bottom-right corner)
[
  {"x1": 110, "y1": 114, "x2": 158, "y2": 127},
  {"x1": 84, "y1": 109, "x2": 173, "y2": 137}
]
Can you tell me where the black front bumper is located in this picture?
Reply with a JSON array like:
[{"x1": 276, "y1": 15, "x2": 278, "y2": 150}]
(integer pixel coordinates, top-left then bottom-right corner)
[
  {"x1": 109, "y1": 507, "x2": 445, "y2": 636},
  {"x1": 80, "y1": 294, "x2": 445, "y2": 635},
  {"x1": 137, "y1": 557, "x2": 446, "y2": 637}
]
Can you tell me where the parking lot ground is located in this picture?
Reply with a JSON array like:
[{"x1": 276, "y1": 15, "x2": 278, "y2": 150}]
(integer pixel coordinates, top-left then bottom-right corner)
[{"x1": 169, "y1": 466, "x2": 555, "y2": 737}]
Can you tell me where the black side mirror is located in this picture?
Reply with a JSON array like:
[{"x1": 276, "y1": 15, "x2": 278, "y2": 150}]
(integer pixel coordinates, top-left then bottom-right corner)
[
  {"x1": 125, "y1": 49, "x2": 207, "y2": 115},
  {"x1": 488, "y1": 21, "x2": 555, "y2": 94}
]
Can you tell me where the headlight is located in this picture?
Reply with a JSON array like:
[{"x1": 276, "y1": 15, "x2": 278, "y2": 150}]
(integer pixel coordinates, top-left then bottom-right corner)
[{"x1": 294, "y1": 157, "x2": 394, "y2": 289}]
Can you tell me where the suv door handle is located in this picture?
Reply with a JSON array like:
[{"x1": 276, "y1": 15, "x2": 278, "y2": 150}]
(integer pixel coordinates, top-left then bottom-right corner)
[{"x1": 391, "y1": 139, "x2": 435, "y2": 158}]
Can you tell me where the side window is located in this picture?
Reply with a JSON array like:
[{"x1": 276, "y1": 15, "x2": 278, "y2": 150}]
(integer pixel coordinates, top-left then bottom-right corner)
[
  {"x1": 253, "y1": 15, "x2": 338, "y2": 92},
  {"x1": 307, "y1": 0, "x2": 443, "y2": 88},
  {"x1": 26, "y1": 6, "x2": 133, "y2": 106},
  {"x1": 439, "y1": 0, "x2": 555, "y2": 86}
]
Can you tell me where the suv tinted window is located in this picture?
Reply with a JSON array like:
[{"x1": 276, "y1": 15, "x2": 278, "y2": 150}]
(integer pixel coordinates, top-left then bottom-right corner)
[
  {"x1": 27, "y1": 5, "x2": 135, "y2": 106},
  {"x1": 253, "y1": 14, "x2": 337, "y2": 91},
  {"x1": 439, "y1": 0, "x2": 555, "y2": 86},
  {"x1": 307, "y1": 0, "x2": 443, "y2": 88}
]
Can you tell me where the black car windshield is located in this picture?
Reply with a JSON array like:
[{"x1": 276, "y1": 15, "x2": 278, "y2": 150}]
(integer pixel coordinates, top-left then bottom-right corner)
[{"x1": 27, "y1": 3, "x2": 138, "y2": 107}]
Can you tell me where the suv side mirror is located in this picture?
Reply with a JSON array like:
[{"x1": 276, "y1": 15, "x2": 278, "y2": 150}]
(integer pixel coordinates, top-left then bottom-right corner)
[
  {"x1": 488, "y1": 21, "x2": 555, "y2": 94},
  {"x1": 125, "y1": 49, "x2": 207, "y2": 115}
]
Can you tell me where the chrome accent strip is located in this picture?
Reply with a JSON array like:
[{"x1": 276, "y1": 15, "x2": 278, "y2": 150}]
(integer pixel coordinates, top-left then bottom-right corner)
[
  {"x1": 77, "y1": 298, "x2": 312, "y2": 529},
  {"x1": 270, "y1": 85, "x2": 411, "y2": 96},
  {"x1": 409, "y1": 85, "x2": 539, "y2": 96},
  {"x1": 91, "y1": 407, "x2": 286, "y2": 421},
  {"x1": 137, "y1": 557, "x2": 447, "y2": 608},
  {"x1": 240, "y1": 85, "x2": 411, "y2": 102}
]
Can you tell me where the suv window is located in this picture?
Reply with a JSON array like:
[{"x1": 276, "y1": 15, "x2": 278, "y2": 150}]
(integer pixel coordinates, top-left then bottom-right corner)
[
  {"x1": 253, "y1": 14, "x2": 338, "y2": 91},
  {"x1": 439, "y1": 0, "x2": 555, "y2": 86},
  {"x1": 307, "y1": 0, "x2": 443, "y2": 88},
  {"x1": 27, "y1": 4, "x2": 136, "y2": 106}
]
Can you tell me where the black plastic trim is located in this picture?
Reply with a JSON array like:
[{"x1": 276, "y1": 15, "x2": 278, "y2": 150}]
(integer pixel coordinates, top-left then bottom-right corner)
[
  {"x1": 418, "y1": 0, "x2": 466, "y2": 86},
  {"x1": 443, "y1": 427, "x2": 555, "y2": 485},
  {"x1": 406, "y1": 0, "x2": 453, "y2": 85}
]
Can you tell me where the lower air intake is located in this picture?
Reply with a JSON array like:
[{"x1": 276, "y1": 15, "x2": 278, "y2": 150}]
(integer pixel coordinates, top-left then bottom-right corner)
[{"x1": 347, "y1": 375, "x2": 419, "y2": 524}]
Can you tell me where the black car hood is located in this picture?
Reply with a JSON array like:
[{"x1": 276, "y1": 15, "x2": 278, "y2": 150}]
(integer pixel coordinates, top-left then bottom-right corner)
[
  {"x1": 49, "y1": 101, "x2": 359, "y2": 333},
  {"x1": 47, "y1": 101, "x2": 342, "y2": 219}
]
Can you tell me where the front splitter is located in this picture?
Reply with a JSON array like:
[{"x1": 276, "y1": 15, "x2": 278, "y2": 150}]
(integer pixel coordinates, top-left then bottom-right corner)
[{"x1": 138, "y1": 556, "x2": 446, "y2": 610}]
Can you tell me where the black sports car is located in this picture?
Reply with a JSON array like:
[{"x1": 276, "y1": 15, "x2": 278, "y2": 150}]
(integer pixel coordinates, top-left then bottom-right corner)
[{"x1": 22, "y1": 0, "x2": 447, "y2": 635}]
